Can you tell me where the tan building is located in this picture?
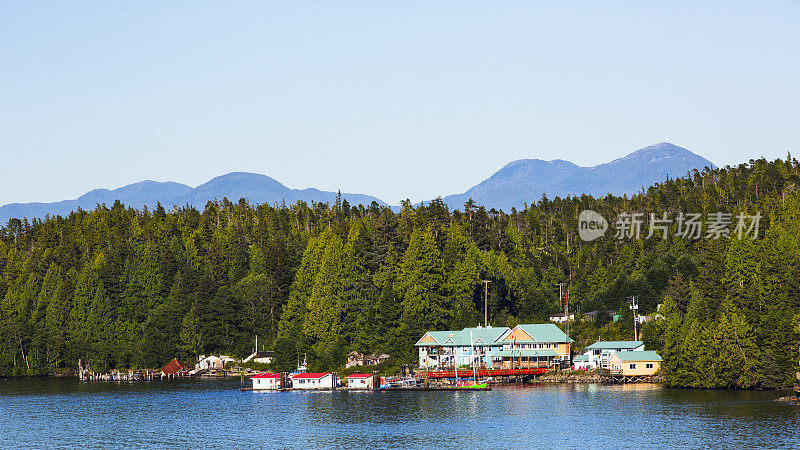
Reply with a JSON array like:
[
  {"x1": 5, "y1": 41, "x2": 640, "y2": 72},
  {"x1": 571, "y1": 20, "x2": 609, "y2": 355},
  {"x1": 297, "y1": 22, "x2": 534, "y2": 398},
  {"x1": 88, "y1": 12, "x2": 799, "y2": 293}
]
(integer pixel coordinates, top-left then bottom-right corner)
[
  {"x1": 494, "y1": 324, "x2": 572, "y2": 369},
  {"x1": 609, "y1": 351, "x2": 662, "y2": 376}
]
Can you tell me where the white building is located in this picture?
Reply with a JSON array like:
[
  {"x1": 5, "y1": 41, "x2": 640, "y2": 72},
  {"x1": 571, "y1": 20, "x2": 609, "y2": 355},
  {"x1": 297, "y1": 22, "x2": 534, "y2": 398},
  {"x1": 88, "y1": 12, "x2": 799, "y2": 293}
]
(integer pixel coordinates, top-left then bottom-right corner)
[
  {"x1": 194, "y1": 354, "x2": 236, "y2": 372},
  {"x1": 195, "y1": 355, "x2": 223, "y2": 371},
  {"x1": 548, "y1": 313, "x2": 575, "y2": 324},
  {"x1": 346, "y1": 373, "x2": 374, "y2": 389},
  {"x1": 244, "y1": 351, "x2": 274, "y2": 364},
  {"x1": 251, "y1": 373, "x2": 282, "y2": 390},
  {"x1": 575, "y1": 341, "x2": 645, "y2": 370},
  {"x1": 291, "y1": 372, "x2": 336, "y2": 390}
]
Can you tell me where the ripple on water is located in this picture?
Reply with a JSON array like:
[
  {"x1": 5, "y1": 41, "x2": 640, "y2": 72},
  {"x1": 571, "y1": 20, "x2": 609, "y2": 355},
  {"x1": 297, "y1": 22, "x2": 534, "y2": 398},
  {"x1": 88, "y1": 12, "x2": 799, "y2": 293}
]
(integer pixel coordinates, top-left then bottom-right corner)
[{"x1": 0, "y1": 379, "x2": 798, "y2": 448}]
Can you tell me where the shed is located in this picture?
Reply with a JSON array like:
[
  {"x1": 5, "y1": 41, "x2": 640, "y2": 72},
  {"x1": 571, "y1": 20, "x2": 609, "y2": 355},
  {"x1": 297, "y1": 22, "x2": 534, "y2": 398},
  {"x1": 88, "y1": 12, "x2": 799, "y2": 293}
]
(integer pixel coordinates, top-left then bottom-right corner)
[
  {"x1": 346, "y1": 373, "x2": 374, "y2": 389},
  {"x1": 251, "y1": 373, "x2": 282, "y2": 390},
  {"x1": 291, "y1": 373, "x2": 335, "y2": 390}
]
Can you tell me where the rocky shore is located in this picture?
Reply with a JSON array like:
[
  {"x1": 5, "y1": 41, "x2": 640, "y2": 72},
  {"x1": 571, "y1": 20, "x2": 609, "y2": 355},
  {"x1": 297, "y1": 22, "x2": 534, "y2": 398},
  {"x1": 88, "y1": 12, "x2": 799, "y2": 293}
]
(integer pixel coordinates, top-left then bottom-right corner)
[{"x1": 534, "y1": 370, "x2": 663, "y2": 384}]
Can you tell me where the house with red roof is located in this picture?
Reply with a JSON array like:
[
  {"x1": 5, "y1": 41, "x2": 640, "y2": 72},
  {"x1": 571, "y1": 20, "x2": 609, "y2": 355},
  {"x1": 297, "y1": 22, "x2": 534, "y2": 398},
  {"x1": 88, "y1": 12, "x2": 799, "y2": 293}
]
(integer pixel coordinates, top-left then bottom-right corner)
[
  {"x1": 345, "y1": 373, "x2": 375, "y2": 389},
  {"x1": 251, "y1": 373, "x2": 282, "y2": 390},
  {"x1": 290, "y1": 372, "x2": 335, "y2": 390}
]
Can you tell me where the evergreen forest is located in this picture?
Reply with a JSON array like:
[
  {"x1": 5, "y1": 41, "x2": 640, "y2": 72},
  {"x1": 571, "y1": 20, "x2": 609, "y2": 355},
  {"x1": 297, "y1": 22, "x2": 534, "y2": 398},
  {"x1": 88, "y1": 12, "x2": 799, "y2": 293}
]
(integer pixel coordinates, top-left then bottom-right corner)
[{"x1": 2, "y1": 156, "x2": 799, "y2": 389}]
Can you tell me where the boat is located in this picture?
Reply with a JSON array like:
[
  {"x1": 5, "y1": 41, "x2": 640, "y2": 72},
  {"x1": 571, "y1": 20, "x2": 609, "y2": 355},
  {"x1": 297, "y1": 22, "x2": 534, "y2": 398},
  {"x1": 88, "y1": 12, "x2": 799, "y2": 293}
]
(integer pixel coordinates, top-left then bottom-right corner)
[
  {"x1": 385, "y1": 376, "x2": 424, "y2": 389},
  {"x1": 447, "y1": 382, "x2": 489, "y2": 389}
]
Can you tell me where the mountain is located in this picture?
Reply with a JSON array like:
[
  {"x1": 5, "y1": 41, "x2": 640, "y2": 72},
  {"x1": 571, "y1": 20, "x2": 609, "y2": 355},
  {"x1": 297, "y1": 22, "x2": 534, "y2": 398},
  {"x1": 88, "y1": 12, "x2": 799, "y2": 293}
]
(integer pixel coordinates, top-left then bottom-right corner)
[
  {"x1": 441, "y1": 142, "x2": 715, "y2": 211},
  {"x1": 0, "y1": 142, "x2": 715, "y2": 223},
  {"x1": 0, "y1": 172, "x2": 386, "y2": 223}
]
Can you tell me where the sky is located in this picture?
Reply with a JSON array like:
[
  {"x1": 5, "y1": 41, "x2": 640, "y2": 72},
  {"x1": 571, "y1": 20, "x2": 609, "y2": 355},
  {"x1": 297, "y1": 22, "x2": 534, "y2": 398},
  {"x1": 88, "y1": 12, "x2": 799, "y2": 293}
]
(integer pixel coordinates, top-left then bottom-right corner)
[{"x1": 1, "y1": 1, "x2": 799, "y2": 206}]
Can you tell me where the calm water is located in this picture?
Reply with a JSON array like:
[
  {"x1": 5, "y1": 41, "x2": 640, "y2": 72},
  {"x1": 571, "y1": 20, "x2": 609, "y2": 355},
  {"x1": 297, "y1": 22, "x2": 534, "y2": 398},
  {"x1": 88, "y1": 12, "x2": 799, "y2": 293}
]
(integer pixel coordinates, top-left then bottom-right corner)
[{"x1": 1, "y1": 378, "x2": 798, "y2": 448}]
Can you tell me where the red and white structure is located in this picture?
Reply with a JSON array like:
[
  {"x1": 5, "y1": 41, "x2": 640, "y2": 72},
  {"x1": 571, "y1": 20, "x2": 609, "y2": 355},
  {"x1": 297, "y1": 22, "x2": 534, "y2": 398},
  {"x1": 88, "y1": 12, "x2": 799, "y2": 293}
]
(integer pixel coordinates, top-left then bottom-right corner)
[
  {"x1": 290, "y1": 372, "x2": 335, "y2": 390},
  {"x1": 345, "y1": 373, "x2": 374, "y2": 389},
  {"x1": 251, "y1": 373, "x2": 282, "y2": 390}
]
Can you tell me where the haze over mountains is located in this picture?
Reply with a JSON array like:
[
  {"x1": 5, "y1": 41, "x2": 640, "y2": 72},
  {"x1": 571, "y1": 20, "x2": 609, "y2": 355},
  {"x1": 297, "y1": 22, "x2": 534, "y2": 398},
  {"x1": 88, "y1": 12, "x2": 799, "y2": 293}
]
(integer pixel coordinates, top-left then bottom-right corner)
[{"x1": 0, "y1": 142, "x2": 715, "y2": 223}]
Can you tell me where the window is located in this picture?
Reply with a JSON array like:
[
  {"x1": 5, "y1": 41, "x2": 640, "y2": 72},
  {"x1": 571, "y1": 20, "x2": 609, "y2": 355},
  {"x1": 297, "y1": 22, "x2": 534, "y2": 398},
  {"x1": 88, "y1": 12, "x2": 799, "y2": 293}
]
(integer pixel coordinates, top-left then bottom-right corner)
[
  {"x1": 646, "y1": 363, "x2": 654, "y2": 369},
  {"x1": 629, "y1": 364, "x2": 637, "y2": 370}
]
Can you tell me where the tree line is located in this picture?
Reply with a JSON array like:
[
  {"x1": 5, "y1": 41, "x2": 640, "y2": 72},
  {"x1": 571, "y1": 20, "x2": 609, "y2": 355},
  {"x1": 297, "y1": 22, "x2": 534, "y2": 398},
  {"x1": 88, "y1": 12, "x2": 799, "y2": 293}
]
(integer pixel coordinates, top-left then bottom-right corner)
[{"x1": 1, "y1": 156, "x2": 799, "y2": 388}]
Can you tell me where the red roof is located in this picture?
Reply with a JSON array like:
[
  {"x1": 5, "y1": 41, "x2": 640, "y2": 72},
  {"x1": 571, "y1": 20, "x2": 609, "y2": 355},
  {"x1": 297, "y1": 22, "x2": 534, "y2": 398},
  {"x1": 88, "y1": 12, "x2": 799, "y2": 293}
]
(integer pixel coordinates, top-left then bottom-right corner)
[
  {"x1": 251, "y1": 373, "x2": 280, "y2": 379},
  {"x1": 291, "y1": 372, "x2": 331, "y2": 379},
  {"x1": 346, "y1": 373, "x2": 373, "y2": 378},
  {"x1": 161, "y1": 358, "x2": 188, "y2": 375}
]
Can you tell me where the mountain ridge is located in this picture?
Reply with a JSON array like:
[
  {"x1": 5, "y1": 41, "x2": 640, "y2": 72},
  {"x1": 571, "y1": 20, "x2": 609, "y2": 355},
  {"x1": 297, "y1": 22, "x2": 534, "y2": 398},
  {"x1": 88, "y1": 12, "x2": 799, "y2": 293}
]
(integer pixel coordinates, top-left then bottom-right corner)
[
  {"x1": 0, "y1": 142, "x2": 715, "y2": 223},
  {"x1": 0, "y1": 174, "x2": 386, "y2": 223},
  {"x1": 439, "y1": 142, "x2": 715, "y2": 210}
]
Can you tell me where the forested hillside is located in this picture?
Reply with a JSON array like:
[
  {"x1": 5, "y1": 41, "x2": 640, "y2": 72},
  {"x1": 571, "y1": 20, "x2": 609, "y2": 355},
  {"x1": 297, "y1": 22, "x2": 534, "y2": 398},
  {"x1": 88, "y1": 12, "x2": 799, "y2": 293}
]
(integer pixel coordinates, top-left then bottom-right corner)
[{"x1": 1, "y1": 157, "x2": 799, "y2": 388}]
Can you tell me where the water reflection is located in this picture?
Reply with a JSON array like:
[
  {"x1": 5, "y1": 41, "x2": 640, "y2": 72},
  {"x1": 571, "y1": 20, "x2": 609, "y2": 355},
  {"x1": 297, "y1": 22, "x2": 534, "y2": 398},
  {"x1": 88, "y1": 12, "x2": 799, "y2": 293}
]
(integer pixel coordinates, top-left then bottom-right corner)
[{"x1": 0, "y1": 379, "x2": 797, "y2": 448}]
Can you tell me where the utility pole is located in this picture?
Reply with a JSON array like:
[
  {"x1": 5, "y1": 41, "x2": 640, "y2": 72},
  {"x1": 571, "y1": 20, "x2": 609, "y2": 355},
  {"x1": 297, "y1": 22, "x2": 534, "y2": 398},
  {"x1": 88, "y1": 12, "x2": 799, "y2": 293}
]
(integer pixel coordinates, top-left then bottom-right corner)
[
  {"x1": 630, "y1": 296, "x2": 639, "y2": 341},
  {"x1": 482, "y1": 280, "x2": 492, "y2": 327},
  {"x1": 560, "y1": 283, "x2": 570, "y2": 368}
]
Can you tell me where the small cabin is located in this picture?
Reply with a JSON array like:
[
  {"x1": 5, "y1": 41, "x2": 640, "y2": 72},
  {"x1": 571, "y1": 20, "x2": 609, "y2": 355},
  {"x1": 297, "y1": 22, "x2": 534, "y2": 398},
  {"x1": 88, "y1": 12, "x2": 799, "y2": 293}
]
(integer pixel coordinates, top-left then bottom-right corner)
[
  {"x1": 346, "y1": 373, "x2": 374, "y2": 389},
  {"x1": 291, "y1": 373, "x2": 335, "y2": 390},
  {"x1": 251, "y1": 373, "x2": 282, "y2": 390},
  {"x1": 609, "y1": 351, "x2": 662, "y2": 376}
]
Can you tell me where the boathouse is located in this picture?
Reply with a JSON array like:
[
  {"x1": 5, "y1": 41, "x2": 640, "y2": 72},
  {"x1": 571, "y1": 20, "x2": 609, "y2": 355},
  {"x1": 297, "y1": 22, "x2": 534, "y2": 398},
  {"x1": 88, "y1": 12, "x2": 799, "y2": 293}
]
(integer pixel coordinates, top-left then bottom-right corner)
[
  {"x1": 291, "y1": 372, "x2": 336, "y2": 389},
  {"x1": 608, "y1": 351, "x2": 662, "y2": 376},
  {"x1": 345, "y1": 373, "x2": 374, "y2": 389},
  {"x1": 251, "y1": 373, "x2": 282, "y2": 390}
]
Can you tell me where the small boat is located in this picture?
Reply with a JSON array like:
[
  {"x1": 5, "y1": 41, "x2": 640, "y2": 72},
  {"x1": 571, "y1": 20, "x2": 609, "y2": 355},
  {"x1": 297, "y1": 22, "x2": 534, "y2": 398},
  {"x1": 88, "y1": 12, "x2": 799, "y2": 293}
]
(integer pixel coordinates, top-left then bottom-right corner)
[
  {"x1": 447, "y1": 382, "x2": 489, "y2": 389},
  {"x1": 447, "y1": 378, "x2": 490, "y2": 389}
]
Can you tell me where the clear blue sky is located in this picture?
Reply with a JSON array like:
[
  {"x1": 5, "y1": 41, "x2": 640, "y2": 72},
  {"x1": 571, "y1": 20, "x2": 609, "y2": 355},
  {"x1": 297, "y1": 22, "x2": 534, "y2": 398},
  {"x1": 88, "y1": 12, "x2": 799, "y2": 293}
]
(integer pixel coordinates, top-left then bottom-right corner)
[{"x1": 1, "y1": 1, "x2": 798, "y2": 205}]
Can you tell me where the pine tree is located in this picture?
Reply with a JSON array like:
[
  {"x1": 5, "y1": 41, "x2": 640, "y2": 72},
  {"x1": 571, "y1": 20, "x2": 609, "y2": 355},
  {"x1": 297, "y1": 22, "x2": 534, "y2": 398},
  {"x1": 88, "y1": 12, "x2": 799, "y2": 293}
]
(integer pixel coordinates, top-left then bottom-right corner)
[{"x1": 397, "y1": 226, "x2": 446, "y2": 355}]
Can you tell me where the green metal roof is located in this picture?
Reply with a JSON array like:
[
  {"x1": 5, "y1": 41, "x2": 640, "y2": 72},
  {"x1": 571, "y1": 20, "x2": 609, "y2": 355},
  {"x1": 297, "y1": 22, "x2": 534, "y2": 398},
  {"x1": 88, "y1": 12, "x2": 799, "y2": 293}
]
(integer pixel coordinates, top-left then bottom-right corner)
[
  {"x1": 415, "y1": 330, "x2": 459, "y2": 346},
  {"x1": 573, "y1": 354, "x2": 589, "y2": 361},
  {"x1": 461, "y1": 327, "x2": 510, "y2": 345},
  {"x1": 513, "y1": 324, "x2": 573, "y2": 343},
  {"x1": 415, "y1": 327, "x2": 510, "y2": 347},
  {"x1": 493, "y1": 349, "x2": 559, "y2": 358},
  {"x1": 585, "y1": 340, "x2": 643, "y2": 350},
  {"x1": 613, "y1": 351, "x2": 662, "y2": 362}
]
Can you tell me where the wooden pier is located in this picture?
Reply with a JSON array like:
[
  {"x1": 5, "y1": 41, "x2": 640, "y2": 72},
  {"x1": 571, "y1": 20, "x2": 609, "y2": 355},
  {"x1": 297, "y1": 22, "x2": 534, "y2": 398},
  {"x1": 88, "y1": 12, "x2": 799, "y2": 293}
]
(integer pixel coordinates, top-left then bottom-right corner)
[{"x1": 600, "y1": 373, "x2": 662, "y2": 384}]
